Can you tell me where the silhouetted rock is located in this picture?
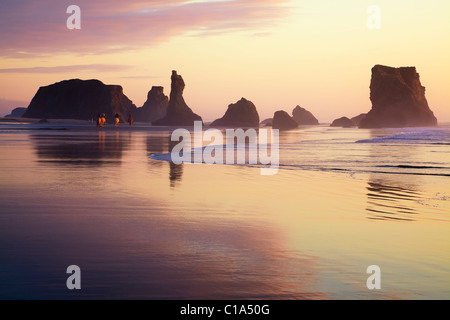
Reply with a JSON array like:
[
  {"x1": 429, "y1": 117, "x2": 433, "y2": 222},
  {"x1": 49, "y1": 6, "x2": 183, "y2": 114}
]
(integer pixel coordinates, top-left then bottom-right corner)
[
  {"x1": 360, "y1": 65, "x2": 438, "y2": 128},
  {"x1": 153, "y1": 71, "x2": 202, "y2": 126},
  {"x1": 260, "y1": 118, "x2": 273, "y2": 127},
  {"x1": 210, "y1": 98, "x2": 259, "y2": 128},
  {"x1": 272, "y1": 110, "x2": 298, "y2": 130},
  {"x1": 22, "y1": 79, "x2": 136, "y2": 122},
  {"x1": 350, "y1": 113, "x2": 367, "y2": 127},
  {"x1": 134, "y1": 86, "x2": 168, "y2": 123},
  {"x1": 5, "y1": 107, "x2": 27, "y2": 118},
  {"x1": 330, "y1": 117, "x2": 354, "y2": 128},
  {"x1": 292, "y1": 106, "x2": 319, "y2": 125}
]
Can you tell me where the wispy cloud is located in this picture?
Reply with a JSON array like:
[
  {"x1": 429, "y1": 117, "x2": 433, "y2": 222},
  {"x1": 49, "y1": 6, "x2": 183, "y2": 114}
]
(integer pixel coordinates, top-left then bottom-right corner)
[
  {"x1": 0, "y1": 0, "x2": 292, "y2": 57},
  {"x1": 0, "y1": 64, "x2": 134, "y2": 74},
  {"x1": 119, "y1": 75, "x2": 163, "y2": 79}
]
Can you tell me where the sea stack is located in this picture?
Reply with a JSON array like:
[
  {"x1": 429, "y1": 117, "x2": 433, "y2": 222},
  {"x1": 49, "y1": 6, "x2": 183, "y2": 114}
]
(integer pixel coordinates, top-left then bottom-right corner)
[
  {"x1": 22, "y1": 79, "x2": 136, "y2": 122},
  {"x1": 359, "y1": 65, "x2": 438, "y2": 128},
  {"x1": 134, "y1": 86, "x2": 168, "y2": 123},
  {"x1": 350, "y1": 113, "x2": 367, "y2": 127},
  {"x1": 153, "y1": 71, "x2": 202, "y2": 126},
  {"x1": 5, "y1": 107, "x2": 27, "y2": 118},
  {"x1": 210, "y1": 98, "x2": 259, "y2": 128},
  {"x1": 260, "y1": 118, "x2": 273, "y2": 127},
  {"x1": 272, "y1": 110, "x2": 298, "y2": 130},
  {"x1": 292, "y1": 106, "x2": 319, "y2": 125},
  {"x1": 330, "y1": 117, "x2": 354, "y2": 128}
]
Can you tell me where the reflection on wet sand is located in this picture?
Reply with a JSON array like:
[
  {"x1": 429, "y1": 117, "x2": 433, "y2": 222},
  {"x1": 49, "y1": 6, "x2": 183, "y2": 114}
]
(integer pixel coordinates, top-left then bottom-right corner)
[
  {"x1": 364, "y1": 129, "x2": 422, "y2": 221},
  {"x1": 0, "y1": 203, "x2": 326, "y2": 299},
  {"x1": 147, "y1": 134, "x2": 184, "y2": 187},
  {"x1": 366, "y1": 179, "x2": 422, "y2": 221},
  {"x1": 168, "y1": 136, "x2": 183, "y2": 187},
  {"x1": 169, "y1": 162, "x2": 183, "y2": 187},
  {"x1": 32, "y1": 132, "x2": 128, "y2": 166}
]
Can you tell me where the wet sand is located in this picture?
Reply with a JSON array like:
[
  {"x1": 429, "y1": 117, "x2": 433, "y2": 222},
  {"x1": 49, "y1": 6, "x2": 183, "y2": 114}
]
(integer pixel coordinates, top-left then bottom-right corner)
[{"x1": 0, "y1": 124, "x2": 449, "y2": 299}]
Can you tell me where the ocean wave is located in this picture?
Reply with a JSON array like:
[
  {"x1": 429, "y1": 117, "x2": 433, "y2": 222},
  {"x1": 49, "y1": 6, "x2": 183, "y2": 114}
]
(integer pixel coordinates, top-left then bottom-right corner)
[{"x1": 355, "y1": 128, "x2": 450, "y2": 144}]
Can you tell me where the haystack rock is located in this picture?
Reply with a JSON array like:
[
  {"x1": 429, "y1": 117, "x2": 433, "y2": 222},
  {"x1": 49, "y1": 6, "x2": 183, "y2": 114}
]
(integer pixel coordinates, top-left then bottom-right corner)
[
  {"x1": 22, "y1": 79, "x2": 136, "y2": 122},
  {"x1": 359, "y1": 65, "x2": 437, "y2": 128},
  {"x1": 272, "y1": 110, "x2": 298, "y2": 130},
  {"x1": 330, "y1": 117, "x2": 354, "y2": 128},
  {"x1": 153, "y1": 71, "x2": 202, "y2": 126},
  {"x1": 210, "y1": 98, "x2": 259, "y2": 128},
  {"x1": 292, "y1": 106, "x2": 319, "y2": 125},
  {"x1": 134, "y1": 86, "x2": 168, "y2": 123}
]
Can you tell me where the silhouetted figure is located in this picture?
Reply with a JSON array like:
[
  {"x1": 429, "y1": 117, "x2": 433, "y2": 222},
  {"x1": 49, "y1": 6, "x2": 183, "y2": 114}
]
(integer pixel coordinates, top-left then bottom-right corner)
[
  {"x1": 128, "y1": 113, "x2": 133, "y2": 128},
  {"x1": 96, "y1": 112, "x2": 101, "y2": 128},
  {"x1": 114, "y1": 113, "x2": 120, "y2": 128},
  {"x1": 100, "y1": 113, "x2": 106, "y2": 128}
]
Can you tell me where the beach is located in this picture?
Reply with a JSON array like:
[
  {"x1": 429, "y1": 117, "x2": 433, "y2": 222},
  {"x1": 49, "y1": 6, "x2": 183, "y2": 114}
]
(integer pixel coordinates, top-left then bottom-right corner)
[{"x1": 0, "y1": 121, "x2": 449, "y2": 299}]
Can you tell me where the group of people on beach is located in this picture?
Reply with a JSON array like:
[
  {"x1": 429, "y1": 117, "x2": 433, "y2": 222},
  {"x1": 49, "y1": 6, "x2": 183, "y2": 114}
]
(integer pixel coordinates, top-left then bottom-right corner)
[{"x1": 96, "y1": 112, "x2": 133, "y2": 128}]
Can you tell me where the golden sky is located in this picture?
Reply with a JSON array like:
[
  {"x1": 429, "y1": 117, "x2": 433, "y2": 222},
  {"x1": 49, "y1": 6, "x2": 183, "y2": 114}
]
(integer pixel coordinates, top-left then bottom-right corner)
[{"x1": 0, "y1": 0, "x2": 449, "y2": 122}]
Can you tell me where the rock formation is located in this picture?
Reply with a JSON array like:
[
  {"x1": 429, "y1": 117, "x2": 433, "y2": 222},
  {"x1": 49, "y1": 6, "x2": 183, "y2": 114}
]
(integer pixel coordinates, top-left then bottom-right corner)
[
  {"x1": 5, "y1": 107, "x2": 27, "y2": 118},
  {"x1": 22, "y1": 79, "x2": 136, "y2": 122},
  {"x1": 350, "y1": 113, "x2": 367, "y2": 127},
  {"x1": 292, "y1": 106, "x2": 319, "y2": 125},
  {"x1": 272, "y1": 110, "x2": 298, "y2": 130},
  {"x1": 153, "y1": 71, "x2": 202, "y2": 126},
  {"x1": 359, "y1": 65, "x2": 437, "y2": 128},
  {"x1": 133, "y1": 86, "x2": 168, "y2": 123},
  {"x1": 210, "y1": 98, "x2": 259, "y2": 128},
  {"x1": 330, "y1": 117, "x2": 354, "y2": 128},
  {"x1": 260, "y1": 118, "x2": 273, "y2": 127}
]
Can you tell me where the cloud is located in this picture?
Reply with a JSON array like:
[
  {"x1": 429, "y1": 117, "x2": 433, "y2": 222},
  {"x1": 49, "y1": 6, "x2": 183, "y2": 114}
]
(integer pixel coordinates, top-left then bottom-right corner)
[
  {"x1": 0, "y1": 0, "x2": 292, "y2": 57},
  {"x1": 119, "y1": 75, "x2": 163, "y2": 79},
  {"x1": 0, "y1": 64, "x2": 134, "y2": 74}
]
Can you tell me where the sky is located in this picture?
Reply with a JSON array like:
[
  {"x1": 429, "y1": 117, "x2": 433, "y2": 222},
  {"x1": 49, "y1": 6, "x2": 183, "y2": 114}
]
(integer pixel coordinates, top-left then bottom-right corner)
[{"x1": 0, "y1": 0, "x2": 449, "y2": 122}]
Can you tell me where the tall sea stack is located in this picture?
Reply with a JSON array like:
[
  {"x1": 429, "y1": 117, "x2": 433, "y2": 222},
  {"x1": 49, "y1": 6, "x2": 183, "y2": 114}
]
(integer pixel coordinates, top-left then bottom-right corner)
[
  {"x1": 359, "y1": 65, "x2": 438, "y2": 128},
  {"x1": 153, "y1": 71, "x2": 202, "y2": 126}
]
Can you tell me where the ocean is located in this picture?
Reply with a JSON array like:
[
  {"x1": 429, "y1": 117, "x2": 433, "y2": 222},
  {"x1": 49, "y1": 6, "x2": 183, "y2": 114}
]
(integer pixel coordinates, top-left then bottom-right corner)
[{"x1": 0, "y1": 121, "x2": 448, "y2": 299}]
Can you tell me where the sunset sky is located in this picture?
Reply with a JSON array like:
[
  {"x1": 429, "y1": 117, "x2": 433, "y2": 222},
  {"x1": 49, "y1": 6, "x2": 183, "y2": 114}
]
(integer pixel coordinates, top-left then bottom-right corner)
[{"x1": 0, "y1": 0, "x2": 449, "y2": 122}]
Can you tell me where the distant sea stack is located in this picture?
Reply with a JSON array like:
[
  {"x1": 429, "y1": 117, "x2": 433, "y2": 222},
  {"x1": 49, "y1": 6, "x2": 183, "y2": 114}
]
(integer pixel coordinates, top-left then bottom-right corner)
[
  {"x1": 359, "y1": 65, "x2": 438, "y2": 128},
  {"x1": 350, "y1": 113, "x2": 367, "y2": 127},
  {"x1": 134, "y1": 86, "x2": 168, "y2": 123},
  {"x1": 330, "y1": 117, "x2": 354, "y2": 128},
  {"x1": 260, "y1": 118, "x2": 273, "y2": 127},
  {"x1": 272, "y1": 110, "x2": 298, "y2": 130},
  {"x1": 153, "y1": 71, "x2": 202, "y2": 126},
  {"x1": 22, "y1": 79, "x2": 136, "y2": 122},
  {"x1": 210, "y1": 98, "x2": 259, "y2": 128},
  {"x1": 5, "y1": 107, "x2": 27, "y2": 118},
  {"x1": 292, "y1": 106, "x2": 319, "y2": 125}
]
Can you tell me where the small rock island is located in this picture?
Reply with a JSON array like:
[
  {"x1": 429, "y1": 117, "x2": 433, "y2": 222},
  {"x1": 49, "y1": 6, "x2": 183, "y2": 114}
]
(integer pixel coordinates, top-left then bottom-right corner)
[{"x1": 210, "y1": 98, "x2": 260, "y2": 128}]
